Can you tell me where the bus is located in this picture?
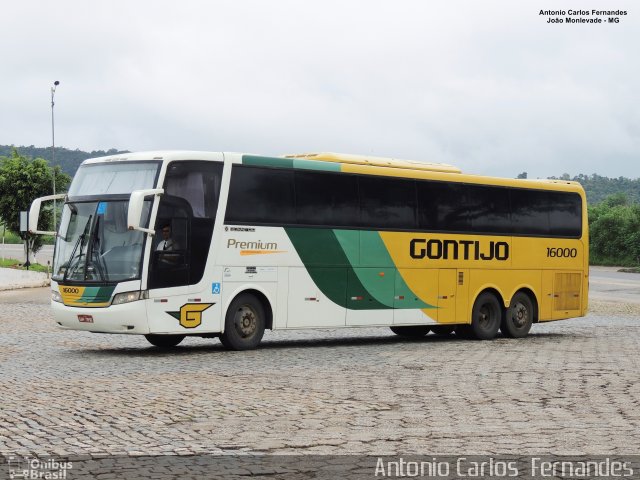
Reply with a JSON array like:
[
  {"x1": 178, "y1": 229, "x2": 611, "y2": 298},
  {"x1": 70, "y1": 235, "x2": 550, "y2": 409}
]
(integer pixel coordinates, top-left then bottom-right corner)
[{"x1": 29, "y1": 151, "x2": 588, "y2": 350}]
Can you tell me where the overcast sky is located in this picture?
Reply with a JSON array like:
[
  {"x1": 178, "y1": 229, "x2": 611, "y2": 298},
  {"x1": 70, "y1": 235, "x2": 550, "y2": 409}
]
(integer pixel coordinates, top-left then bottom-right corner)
[{"x1": 1, "y1": 0, "x2": 638, "y2": 178}]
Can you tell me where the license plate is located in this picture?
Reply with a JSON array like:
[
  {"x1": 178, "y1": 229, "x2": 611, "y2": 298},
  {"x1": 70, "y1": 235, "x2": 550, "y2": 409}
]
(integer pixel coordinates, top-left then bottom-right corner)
[{"x1": 78, "y1": 314, "x2": 94, "y2": 323}]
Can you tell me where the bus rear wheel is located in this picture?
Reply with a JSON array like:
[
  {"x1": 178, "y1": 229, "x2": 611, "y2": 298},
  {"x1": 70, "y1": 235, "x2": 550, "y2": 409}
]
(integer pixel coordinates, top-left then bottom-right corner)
[
  {"x1": 145, "y1": 334, "x2": 185, "y2": 348},
  {"x1": 470, "y1": 292, "x2": 502, "y2": 340},
  {"x1": 501, "y1": 292, "x2": 534, "y2": 338},
  {"x1": 220, "y1": 293, "x2": 266, "y2": 350},
  {"x1": 390, "y1": 326, "x2": 430, "y2": 338}
]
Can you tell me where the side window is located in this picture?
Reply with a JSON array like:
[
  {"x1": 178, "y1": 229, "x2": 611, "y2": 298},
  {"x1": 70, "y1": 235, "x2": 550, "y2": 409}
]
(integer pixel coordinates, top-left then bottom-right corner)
[
  {"x1": 359, "y1": 176, "x2": 417, "y2": 229},
  {"x1": 510, "y1": 190, "x2": 551, "y2": 236},
  {"x1": 295, "y1": 171, "x2": 359, "y2": 227},
  {"x1": 417, "y1": 181, "x2": 470, "y2": 232},
  {"x1": 467, "y1": 185, "x2": 511, "y2": 234},
  {"x1": 548, "y1": 191, "x2": 582, "y2": 237},
  {"x1": 148, "y1": 161, "x2": 222, "y2": 289},
  {"x1": 226, "y1": 166, "x2": 295, "y2": 224}
]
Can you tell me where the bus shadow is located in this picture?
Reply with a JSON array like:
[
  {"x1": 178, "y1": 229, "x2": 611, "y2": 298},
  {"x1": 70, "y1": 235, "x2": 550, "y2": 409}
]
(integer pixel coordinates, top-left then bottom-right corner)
[{"x1": 64, "y1": 331, "x2": 566, "y2": 358}]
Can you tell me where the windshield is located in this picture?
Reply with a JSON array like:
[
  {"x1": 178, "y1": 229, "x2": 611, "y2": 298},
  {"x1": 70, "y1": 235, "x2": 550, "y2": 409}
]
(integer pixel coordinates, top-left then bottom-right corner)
[
  {"x1": 53, "y1": 200, "x2": 152, "y2": 283},
  {"x1": 68, "y1": 161, "x2": 160, "y2": 197}
]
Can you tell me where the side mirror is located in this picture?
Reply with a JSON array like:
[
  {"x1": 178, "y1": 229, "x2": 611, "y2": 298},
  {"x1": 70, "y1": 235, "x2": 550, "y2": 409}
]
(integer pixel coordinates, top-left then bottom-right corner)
[
  {"x1": 127, "y1": 188, "x2": 164, "y2": 235},
  {"x1": 28, "y1": 193, "x2": 67, "y2": 235}
]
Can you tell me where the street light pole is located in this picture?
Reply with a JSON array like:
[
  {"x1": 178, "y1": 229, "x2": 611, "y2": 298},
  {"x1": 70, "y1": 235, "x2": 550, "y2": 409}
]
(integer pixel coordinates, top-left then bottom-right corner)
[{"x1": 51, "y1": 80, "x2": 60, "y2": 233}]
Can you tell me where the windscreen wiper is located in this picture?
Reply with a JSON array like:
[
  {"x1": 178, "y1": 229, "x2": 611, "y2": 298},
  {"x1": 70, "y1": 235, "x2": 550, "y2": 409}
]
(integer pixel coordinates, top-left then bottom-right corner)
[
  {"x1": 89, "y1": 215, "x2": 108, "y2": 282},
  {"x1": 63, "y1": 214, "x2": 92, "y2": 282}
]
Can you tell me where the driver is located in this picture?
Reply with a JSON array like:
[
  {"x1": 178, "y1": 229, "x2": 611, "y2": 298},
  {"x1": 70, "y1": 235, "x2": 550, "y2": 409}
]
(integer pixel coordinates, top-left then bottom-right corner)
[{"x1": 157, "y1": 224, "x2": 179, "y2": 251}]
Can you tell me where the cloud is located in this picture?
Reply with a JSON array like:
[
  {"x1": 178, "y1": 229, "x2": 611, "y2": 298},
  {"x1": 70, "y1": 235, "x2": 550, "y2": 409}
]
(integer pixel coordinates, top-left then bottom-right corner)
[{"x1": 0, "y1": 0, "x2": 638, "y2": 178}]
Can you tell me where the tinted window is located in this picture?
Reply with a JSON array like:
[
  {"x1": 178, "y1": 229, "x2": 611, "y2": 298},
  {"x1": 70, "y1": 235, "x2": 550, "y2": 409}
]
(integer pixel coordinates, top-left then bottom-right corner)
[
  {"x1": 510, "y1": 190, "x2": 551, "y2": 235},
  {"x1": 510, "y1": 189, "x2": 581, "y2": 237},
  {"x1": 467, "y1": 185, "x2": 511, "y2": 233},
  {"x1": 225, "y1": 165, "x2": 582, "y2": 237},
  {"x1": 548, "y1": 191, "x2": 582, "y2": 237},
  {"x1": 417, "y1": 181, "x2": 470, "y2": 232},
  {"x1": 295, "y1": 171, "x2": 359, "y2": 226},
  {"x1": 226, "y1": 166, "x2": 295, "y2": 224},
  {"x1": 359, "y1": 176, "x2": 417, "y2": 229}
]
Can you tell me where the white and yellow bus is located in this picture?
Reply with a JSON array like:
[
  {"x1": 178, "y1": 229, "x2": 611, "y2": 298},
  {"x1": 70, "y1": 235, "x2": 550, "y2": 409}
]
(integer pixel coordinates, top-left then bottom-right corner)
[{"x1": 30, "y1": 151, "x2": 588, "y2": 349}]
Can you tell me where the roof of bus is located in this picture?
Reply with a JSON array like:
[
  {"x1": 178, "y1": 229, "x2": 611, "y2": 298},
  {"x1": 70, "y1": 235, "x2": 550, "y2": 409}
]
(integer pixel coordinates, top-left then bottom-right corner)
[
  {"x1": 80, "y1": 150, "x2": 584, "y2": 194},
  {"x1": 285, "y1": 152, "x2": 463, "y2": 174},
  {"x1": 81, "y1": 150, "x2": 224, "y2": 164}
]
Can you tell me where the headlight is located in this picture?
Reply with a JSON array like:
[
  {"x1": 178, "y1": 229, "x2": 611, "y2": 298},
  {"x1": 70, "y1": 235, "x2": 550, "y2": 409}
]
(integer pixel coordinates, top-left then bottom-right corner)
[
  {"x1": 112, "y1": 290, "x2": 148, "y2": 306},
  {"x1": 51, "y1": 290, "x2": 62, "y2": 303}
]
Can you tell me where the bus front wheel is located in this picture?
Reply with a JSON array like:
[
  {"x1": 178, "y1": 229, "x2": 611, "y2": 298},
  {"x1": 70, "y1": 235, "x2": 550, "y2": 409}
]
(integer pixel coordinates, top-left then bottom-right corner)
[
  {"x1": 390, "y1": 326, "x2": 430, "y2": 338},
  {"x1": 501, "y1": 292, "x2": 534, "y2": 338},
  {"x1": 220, "y1": 293, "x2": 266, "y2": 350},
  {"x1": 145, "y1": 334, "x2": 185, "y2": 348},
  {"x1": 470, "y1": 292, "x2": 502, "y2": 340}
]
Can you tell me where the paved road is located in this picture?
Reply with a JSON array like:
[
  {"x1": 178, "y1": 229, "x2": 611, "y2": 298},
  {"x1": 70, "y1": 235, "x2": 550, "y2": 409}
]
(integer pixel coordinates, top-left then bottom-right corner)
[
  {"x1": 0, "y1": 244, "x2": 54, "y2": 266},
  {"x1": 1, "y1": 287, "x2": 639, "y2": 467},
  {"x1": 589, "y1": 266, "x2": 640, "y2": 304}
]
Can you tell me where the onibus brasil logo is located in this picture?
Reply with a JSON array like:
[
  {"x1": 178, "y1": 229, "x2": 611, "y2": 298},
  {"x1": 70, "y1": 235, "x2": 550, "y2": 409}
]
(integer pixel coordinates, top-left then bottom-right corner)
[{"x1": 166, "y1": 303, "x2": 214, "y2": 328}]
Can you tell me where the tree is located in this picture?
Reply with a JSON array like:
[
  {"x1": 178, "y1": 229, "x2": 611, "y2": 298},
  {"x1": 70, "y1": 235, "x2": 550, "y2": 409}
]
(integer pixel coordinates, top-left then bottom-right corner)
[
  {"x1": 0, "y1": 149, "x2": 70, "y2": 263},
  {"x1": 589, "y1": 193, "x2": 640, "y2": 266},
  {"x1": 516, "y1": 172, "x2": 527, "y2": 179}
]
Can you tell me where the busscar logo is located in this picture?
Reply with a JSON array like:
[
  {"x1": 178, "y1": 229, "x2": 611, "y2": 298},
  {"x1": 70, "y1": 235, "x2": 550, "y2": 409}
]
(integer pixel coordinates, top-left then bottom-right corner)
[
  {"x1": 410, "y1": 238, "x2": 510, "y2": 261},
  {"x1": 167, "y1": 303, "x2": 215, "y2": 328}
]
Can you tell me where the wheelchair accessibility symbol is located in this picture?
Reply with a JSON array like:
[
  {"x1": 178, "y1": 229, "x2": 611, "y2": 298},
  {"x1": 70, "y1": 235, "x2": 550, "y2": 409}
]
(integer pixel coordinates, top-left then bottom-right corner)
[{"x1": 212, "y1": 283, "x2": 221, "y2": 295}]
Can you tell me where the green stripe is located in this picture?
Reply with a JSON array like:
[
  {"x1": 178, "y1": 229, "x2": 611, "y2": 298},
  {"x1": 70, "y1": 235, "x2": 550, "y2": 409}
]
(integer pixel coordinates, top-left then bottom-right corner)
[
  {"x1": 242, "y1": 155, "x2": 341, "y2": 172},
  {"x1": 285, "y1": 228, "x2": 434, "y2": 310},
  {"x1": 285, "y1": 228, "x2": 387, "y2": 310},
  {"x1": 353, "y1": 232, "x2": 432, "y2": 308},
  {"x1": 78, "y1": 286, "x2": 115, "y2": 303}
]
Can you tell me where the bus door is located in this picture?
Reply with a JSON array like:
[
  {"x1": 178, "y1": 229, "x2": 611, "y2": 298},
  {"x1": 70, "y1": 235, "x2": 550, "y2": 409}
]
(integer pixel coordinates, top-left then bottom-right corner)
[{"x1": 146, "y1": 161, "x2": 223, "y2": 333}]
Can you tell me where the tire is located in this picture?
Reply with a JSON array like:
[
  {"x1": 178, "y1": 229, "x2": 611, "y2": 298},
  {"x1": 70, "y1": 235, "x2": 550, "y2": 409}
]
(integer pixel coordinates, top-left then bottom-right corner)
[
  {"x1": 470, "y1": 292, "x2": 502, "y2": 340},
  {"x1": 145, "y1": 334, "x2": 185, "y2": 348},
  {"x1": 430, "y1": 325, "x2": 455, "y2": 336},
  {"x1": 390, "y1": 326, "x2": 430, "y2": 338},
  {"x1": 220, "y1": 293, "x2": 266, "y2": 350},
  {"x1": 501, "y1": 292, "x2": 534, "y2": 338}
]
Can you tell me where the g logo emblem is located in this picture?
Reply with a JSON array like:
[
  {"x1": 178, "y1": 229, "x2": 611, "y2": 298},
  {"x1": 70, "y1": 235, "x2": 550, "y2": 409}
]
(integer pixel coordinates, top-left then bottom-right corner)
[{"x1": 167, "y1": 303, "x2": 214, "y2": 329}]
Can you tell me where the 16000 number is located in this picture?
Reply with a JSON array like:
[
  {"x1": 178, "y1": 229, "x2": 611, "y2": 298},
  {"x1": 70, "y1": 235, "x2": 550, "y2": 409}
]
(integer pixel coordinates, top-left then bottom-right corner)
[{"x1": 546, "y1": 247, "x2": 577, "y2": 258}]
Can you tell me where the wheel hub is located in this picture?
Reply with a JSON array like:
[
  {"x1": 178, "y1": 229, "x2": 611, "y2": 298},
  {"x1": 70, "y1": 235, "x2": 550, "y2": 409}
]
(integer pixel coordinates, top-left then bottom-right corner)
[
  {"x1": 512, "y1": 302, "x2": 528, "y2": 327},
  {"x1": 235, "y1": 306, "x2": 257, "y2": 337},
  {"x1": 478, "y1": 307, "x2": 491, "y2": 327}
]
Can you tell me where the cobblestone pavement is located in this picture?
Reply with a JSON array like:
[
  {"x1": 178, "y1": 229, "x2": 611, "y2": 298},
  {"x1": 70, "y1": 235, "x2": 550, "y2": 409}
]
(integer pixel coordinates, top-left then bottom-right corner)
[{"x1": 1, "y1": 288, "x2": 639, "y2": 463}]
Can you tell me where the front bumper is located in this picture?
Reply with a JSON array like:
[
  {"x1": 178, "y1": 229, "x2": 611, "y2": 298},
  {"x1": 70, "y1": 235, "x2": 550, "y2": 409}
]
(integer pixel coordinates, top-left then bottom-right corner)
[{"x1": 52, "y1": 299, "x2": 150, "y2": 334}]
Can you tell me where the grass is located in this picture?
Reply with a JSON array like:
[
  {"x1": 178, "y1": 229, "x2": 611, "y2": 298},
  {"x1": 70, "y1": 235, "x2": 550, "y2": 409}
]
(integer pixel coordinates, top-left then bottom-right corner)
[
  {"x1": 1, "y1": 229, "x2": 55, "y2": 244},
  {"x1": 0, "y1": 258, "x2": 51, "y2": 273},
  {"x1": 590, "y1": 254, "x2": 640, "y2": 268}
]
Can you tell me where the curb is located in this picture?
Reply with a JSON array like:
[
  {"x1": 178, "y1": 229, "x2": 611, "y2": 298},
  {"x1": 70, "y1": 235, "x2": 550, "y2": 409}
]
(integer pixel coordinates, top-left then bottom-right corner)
[{"x1": 0, "y1": 268, "x2": 51, "y2": 292}]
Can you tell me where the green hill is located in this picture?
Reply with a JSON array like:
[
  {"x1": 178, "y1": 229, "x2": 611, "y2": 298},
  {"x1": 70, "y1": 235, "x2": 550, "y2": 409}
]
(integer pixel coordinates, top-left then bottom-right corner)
[
  {"x1": 548, "y1": 173, "x2": 640, "y2": 205},
  {"x1": 3, "y1": 145, "x2": 638, "y2": 205},
  {"x1": 0, "y1": 145, "x2": 129, "y2": 177}
]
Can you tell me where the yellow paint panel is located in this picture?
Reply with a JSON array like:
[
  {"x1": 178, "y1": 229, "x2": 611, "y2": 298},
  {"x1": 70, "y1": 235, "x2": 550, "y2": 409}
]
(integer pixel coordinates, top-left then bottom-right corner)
[
  {"x1": 59, "y1": 286, "x2": 86, "y2": 305},
  {"x1": 554, "y1": 273, "x2": 581, "y2": 311},
  {"x1": 398, "y1": 268, "x2": 439, "y2": 320}
]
